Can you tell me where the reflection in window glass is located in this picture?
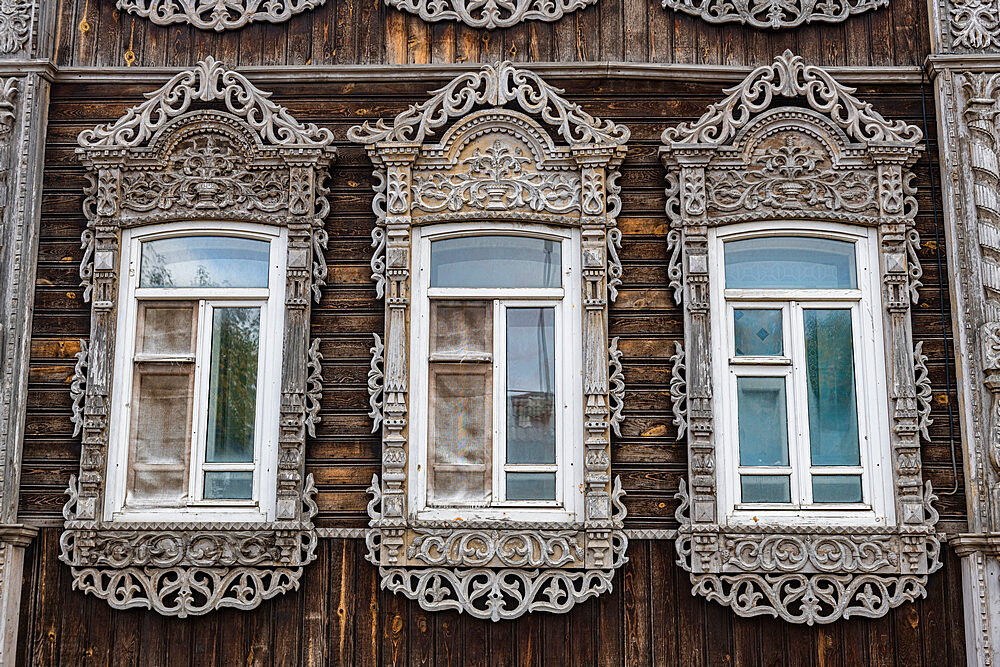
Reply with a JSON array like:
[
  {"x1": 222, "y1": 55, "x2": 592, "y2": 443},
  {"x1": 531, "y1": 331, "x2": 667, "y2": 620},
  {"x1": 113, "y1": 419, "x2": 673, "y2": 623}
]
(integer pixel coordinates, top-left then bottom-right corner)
[
  {"x1": 812, "y1": 475, "x2": 863, "y2": 503},
  {"x1": 430, "y1": 236, "x2": 561, "y2": 288},
  {"x1": 737, "y1": 376, "x2": 789, "y2": 467},
  {"x1": 506, "y1": 308, "x2": 555, "y2": 465},
  {"x1": 733, "y1": 309, "x2": 783, "y2": 356},
  {"x1": 740, "y1": 475, "x2": 791, "y2": 503},
  {"x1": 139, "y1": 236, "x2": 270, "y2": 288},
  {"x1": 804, "y1": 309, "x2": 860, "y2": 467},
  {"x1": 206, "y1": 308, "x2": 260, "y2": 465},
  {"x1": 725, "y1": 237, "x2": 857, "y2": 289},
  {"x1": 507, "y1": 472, "x2": 556, "y2": 501},
  {"x1": 204, "y1": 471, "x2": 253, "y2": 500}
]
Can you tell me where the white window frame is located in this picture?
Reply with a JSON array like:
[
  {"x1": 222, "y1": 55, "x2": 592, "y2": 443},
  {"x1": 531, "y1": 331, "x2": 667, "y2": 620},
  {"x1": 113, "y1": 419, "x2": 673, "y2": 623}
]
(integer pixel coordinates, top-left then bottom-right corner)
[
  {"x1": 104, "y1": 221, "x2": 287, "y2": 523},
  {"x1": 710, "y1": 221, "x2": 895, "y2": 528},
  {"x1": 408, "y1": 222, "x2": 585, "y2": 524}
]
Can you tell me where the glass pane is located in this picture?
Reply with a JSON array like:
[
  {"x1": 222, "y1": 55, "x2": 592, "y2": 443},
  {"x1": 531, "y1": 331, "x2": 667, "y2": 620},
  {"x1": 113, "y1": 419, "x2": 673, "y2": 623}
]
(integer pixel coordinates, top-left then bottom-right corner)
[
  {"x1": 139, "y1": 236, "x2": 269, "y2": 288},
  {"x1": 206, "y1": 308, "x2": 260, "y2": 464},
  {"x1": 430, "y1": 236, "x2": 561, "y2": 288},
  {"x1": 741, "y1": 475, "x2": 791, "y2": 503},
  {"x1": 138, "y1": 303, "x2": 196, "y2": 354},
  {"x1": 507, "y1": 308, "x2": 556, "y2": 465},
  {"x1": 804, "y1": 309, "x2": 861, "y2": 466},
  {"x1": 506, "y1": 472, "x2": 556, "y2": 501},
  {"x1": 204, "y1": 471, "x2": 254, "y2": 500},
  {"x1": 725, "y1": 237, "x2": 857, "y2": 289},
  {"x1": 127, "y1": 366, "x2": 193, "y2": 506},
  {"x1": 812, "y1": 475, "x2": 863, "y2": 503},
  {"x1": 733, "y1": 309, "x2": 783, "y2": 356},
  {"x1": 431, "y1": 302, "x2": 491, "y2": 357},
  {"x1": 428, "y1": 370, "x2": 491, "y2": 506},
  {"x1": 737, "y1": 377, "x2": 789, "y2": 466}
]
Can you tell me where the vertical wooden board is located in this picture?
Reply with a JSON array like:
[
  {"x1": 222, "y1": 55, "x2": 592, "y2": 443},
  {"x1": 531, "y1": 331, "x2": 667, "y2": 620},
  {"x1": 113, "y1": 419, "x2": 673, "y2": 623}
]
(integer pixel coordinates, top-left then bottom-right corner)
[
  {"x1": 82, "y1": 579, "x2": 112, "y2": 666},
  {"x1": 56, "y1": 550, "x2": 90, "y2": 665},
  {"x1": 94, "y1": 0, "x2": 122, "y2": 67},
  {"x1": 28, "y1": 531, "x2": 62, "y2": 667},
  {"x1": 866, "y1": 610, "x2": 893, "y2": 667},
  {"x1": 783, "y1": 619, "x2": 814, "y2": 667},
  {"x1": 385, "y1": 9, "x2": 408, "y2": 64},
  {"x1": 271, "y1": 574, "x2": 303, "y2": 667},
  {"x1": 464, "y1": 613, "x2": 489, "y2": 667},
  {"x1": 406, "y1": 16, "x2": 432, "y2": 63},
  {"x1": 53, "y1": 1, "x2": 75, "y2": 66},
  {"x1": 246, "y1": 593, "x2": 275, "y2": 667},
  {"x1": 311, "y1": 5, "x2": 337, "y2": 65},
  {"x1": 703, "y1": 596, "x2": 734, "y2": 666},
  {"x1": 407, "y1": 601, "x2": 434, "y2": 667},
  {"x1": 568, "y1": 593, "x2": 597, "y2": 666},
  {"x1": 945, "y1": 550, "x2": 968, "y2": 665},
  {"x1": 73, "y1": 0, "x2": 99, "y2": 67},
  {"x1": 525, "y1": 22, "x2": 555, "y2": 62},
  {"x1": 107, "y1": 607, "x2": 141, "y2": 667},
  {"x1": 430, "y1": 23, "x2": 456, "y2": 63},
  {"x1": 623, "y1": 0, "x2": 648, "y2": 62},
  {"x1": 814, "y1": 624, "x2": 843, "y2": 667},
  {"x1": 552, "y1": 18, "x2": 577, "y2": 62},
  {"x1": 717, "y1": 15, "x2": 745, "y2": 66},
  {"x1": 892, "y1": 600, "x2": 923, "y2": 667},
  {"x1": 624, "y1": 541, "x2": 651, "y2": 666},
  {"x1": 488, "y1": 606, "x2": 515, "y2": 667},
  {"x1": 302, "y1": 540, "x2": 330, "y2": 666},
  {"x1": 671, "y1": 14, "x2": 699, "y2": 65},
  {"x1": 433, "y1": 609, "x2": 461, "y2": 667},
  {"x1": 649, "y1": 540, "x2": 676, "y2": 666},
  {"x1": 867, "y1": 8, "x2": 894, "y2": 66},
  {"x1": 731, "y1": 616, "x2": 761, "y2": 667},
  {"x1": 597, "y1": 564, "x2": 624, "y2": 666},
  {"x1": 674, "y1": 550, "x2": 704, "y2": 665},
  {"x1": 599, "y1": 0, "x2": 624, "y2": 61},
  {"x1": 188, "y1": 608, "x2": 220, "y2": 665},
  {"x1": 287, "y1": 9, "x2": 314, "y2": 64},
  {"x1": 381, "y1": 585, "x2": 408, "y2": 667},
  {"x1": 328, "y1": 540, "x2": 357, "y2": 666},
  {"x1": 354, "y1": 541, "x2": 379, "y2": 667},
  {"x1": 359, "y1": 0, "x2": 387, "y2": 64},
  {"x1": 334, "y1": 0, "x2": 358, "y2": 64},
  {"x1": 454, "y1": 24, "x2": 480, "y2": 63},
  {"x1": 575, "y1": 6, "x2": 600, "y2": 61},
  {"x1": 840, "y1": 618, "x2": 869, "y2": 667},
  {"x1": 539, "y1": 606, "x2": 570, "y2": 667},
  {"x1": 647, "y1": 0, "x2": 671, "y2": 62}
]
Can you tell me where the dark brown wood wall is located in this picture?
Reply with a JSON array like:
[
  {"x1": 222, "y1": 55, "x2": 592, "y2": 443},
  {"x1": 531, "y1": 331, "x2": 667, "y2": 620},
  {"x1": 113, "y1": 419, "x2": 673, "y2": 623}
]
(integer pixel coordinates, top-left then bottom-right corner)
[
  {"x1": 16, "y1": 530, "x2": 968, "y2": 666},
  {"x1": 16, "y1": 75, "x2": 968, "y2": 665},
  {"x1": 50, "y1": 0, "x2": 929, "y2": 68}
]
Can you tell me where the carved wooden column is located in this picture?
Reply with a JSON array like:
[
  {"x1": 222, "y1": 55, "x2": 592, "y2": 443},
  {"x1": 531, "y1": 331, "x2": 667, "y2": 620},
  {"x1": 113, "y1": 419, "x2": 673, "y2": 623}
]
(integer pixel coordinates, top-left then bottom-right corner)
[{"x1": 0, "y1": 1, "x2": 53, "y2": 663}]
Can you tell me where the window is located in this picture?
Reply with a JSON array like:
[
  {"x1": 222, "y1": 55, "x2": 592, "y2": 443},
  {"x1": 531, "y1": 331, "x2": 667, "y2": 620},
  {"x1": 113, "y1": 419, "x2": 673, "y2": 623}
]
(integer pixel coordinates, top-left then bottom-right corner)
[
  {"x1": 106, "y1": 226, "x2": 285, "y2": 521},
  {"x1": 410, "y1": 228, "x2": 582, "y2": 521},
  {"x1": 711, "y1": 226, "x2": 891, "y2": 523}
]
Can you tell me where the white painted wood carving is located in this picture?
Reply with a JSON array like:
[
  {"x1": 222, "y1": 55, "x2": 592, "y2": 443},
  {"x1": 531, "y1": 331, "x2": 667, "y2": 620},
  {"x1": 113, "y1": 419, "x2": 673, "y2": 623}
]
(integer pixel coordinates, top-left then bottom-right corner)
[
  {"x1": 117, "y1": 0, "x2": 326, "y2": 31},
  {"x1": 662, "y1": 0, "x2": 885, "y2": 29}
]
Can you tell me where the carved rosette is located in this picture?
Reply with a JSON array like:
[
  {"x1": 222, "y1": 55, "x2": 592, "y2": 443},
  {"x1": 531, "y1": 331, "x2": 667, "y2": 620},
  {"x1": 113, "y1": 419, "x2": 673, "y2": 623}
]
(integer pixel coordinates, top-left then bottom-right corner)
[
  {"x1": 63, "y1": 58, "x2": 335, "y2": 616},
  {"x1": 350, "y1": 62, "x2": 630, "y2": 620},
  {"x1": 117, "y1": 0, "x2": 326, "y2": 31},
  {"x1": 661, "y1": 52, "x2": 941, "y2": 624},
  {"x1": 662, "y1": 0, "x2": 885, "y2": 29}
]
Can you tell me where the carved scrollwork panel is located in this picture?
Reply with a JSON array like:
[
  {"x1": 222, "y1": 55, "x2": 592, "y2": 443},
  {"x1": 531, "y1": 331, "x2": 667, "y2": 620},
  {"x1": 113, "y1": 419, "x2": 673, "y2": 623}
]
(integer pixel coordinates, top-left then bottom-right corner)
[
  {"x1": 662, "y1": 53, "x2": 937, "y2": 625},
  {"x1": 64, "y1": 60, "x2": 334, "y2": 616},
  {"x1": 383, "y1": 0, "x2": 594, "y2": 29},
  {"x1": 117, "y1": 0, "x2": 326, "y2": 31},
  {"x1": 662, "y1": 0, "x2": 886, "y2": 29}
]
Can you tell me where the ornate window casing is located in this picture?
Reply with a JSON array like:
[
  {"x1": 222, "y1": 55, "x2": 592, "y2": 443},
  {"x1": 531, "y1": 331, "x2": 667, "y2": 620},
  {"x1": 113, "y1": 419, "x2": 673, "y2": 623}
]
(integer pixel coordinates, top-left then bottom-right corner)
[
  {"x1": 116, "y1": 0, "x2": 326, "y2": 31},
  {"x1": 661, "y1": 0, "x2": 885, "y2": 30},
  {"x1": 660, "y1": 51, "x2": 942, "y2": 625},
  {"x1": 348, "y1": 62, "x2": 630, "y2": 621},
  {"x1": 60, "y1": 58, "x2": 335, "y2": 617}
]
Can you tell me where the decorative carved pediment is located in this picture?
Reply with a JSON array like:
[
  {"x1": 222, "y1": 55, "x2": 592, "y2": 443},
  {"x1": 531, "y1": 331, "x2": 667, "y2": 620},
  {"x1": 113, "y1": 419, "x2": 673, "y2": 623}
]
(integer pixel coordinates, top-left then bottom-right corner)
[
  {"x1": 661, "y1": 52, "x2": 941, "y2": 625},
  {"x1": 661, "y1": 0, "x2": 886, "y2": 30},
  {"x1": 116, "y1": 0, "x2": 326, "y2": 32},
  {"x1": 384, "y1": 0, "x2": 593, "y2": 29},
  {"x1": 351, "y1": 63, "x2": 629, "y2": 620},
  {"x1": 64, "y1": 59, "x2": 334, "y2": 617}
]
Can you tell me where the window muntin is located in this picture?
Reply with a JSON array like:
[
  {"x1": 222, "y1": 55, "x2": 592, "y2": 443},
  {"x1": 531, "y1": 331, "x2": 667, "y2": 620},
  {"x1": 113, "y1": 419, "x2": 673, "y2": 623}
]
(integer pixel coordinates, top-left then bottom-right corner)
[
  {"x1": 412, "y1": 225, "x2": 582, "y2": 521},
  {"x1": 107, "y1": 225, "x2": 285, "y2": 521},
  {"x1": 714, "y1": 226, "x2": 890, "y2": 523}
]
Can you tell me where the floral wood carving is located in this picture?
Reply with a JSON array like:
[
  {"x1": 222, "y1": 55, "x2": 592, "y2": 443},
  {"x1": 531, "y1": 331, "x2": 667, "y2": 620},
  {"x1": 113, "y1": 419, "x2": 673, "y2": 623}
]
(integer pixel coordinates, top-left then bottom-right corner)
[
  {"x1": 352, "y1": 63, "x2": 629, "y2": 620},
  {"x1": 383, "y1": 0, "x2": 593, "y2": 30},
  {"x1": 942, "y1": 0, "x2": 1000, "y2": 51},
  {"x1": 609, "y1": 338, "x2": 625, "y2": 438},
  {"x1": 69, "y1": 340, "x2": 88, "y2": 438},
  {"x1": 0, "y1": 0, "x2": 32, "y2": 55},
  {"x1": 661, "y1": 52, "x2": 939, "y2": 624},
  {"x1": 914, "y1": 341, "x2": 934, "y2": 442},
  {"x1": 662, "y1": 0, "x2": 885, "y2": 29},
  {"x1": 117, "y1": 0, "x2": 326, "y2": 31},
  {"x1": 669, "y1": 342, "x2": 687, "y2": 441},
  {"x1": 64, "y1": 59, "x2": 335, "y2": 616}
]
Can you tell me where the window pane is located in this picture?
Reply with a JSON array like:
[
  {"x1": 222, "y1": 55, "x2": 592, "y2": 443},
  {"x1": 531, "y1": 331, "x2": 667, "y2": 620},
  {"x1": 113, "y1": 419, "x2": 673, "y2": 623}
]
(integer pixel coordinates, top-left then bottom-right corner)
[
  {"x1": 804, "y1": 309, "x2": 861, "y2": 466},
  {"x1": 428, "y1": 370, "x2": 491, "y2": 506},
  {"x1": 507, "y1": 308, "x2": 556, "y2": 465},
  {"x1": 812, "y1": 475, "x2": 863, "y2": 503},
  {"x1": 139, "y1": 236, "x2": 269, "y2": 288},
  {"x1": 725, "y1": 237, "x2": 857, "y2": 289},
  {"x1": 741, "y1": 475, "x2": 791, "y2": 503},
  {"x1": 204, "y1": 471, "x2": 254, "y2": 500},
  {"x1": 733, "y1": 309, "x2": 782, "y2": 356},
  {"x1": 206, "y1": 308, "x2": 260, "y2": 464},
  {"x1": 737, "y1": 376, "x2": 789, "y2": 466},
  {"x1": 431, "y1": 301, "x2": 490, "y2": 357},
  {"x1": 430, "y1": 236, "x2": 561, "y2": 288},
  {"x1": 506, "y1": 472, "x2": 556, "y2": 501},
  {"x1": 127, "y1": 366, "x2": 193, "y2": 506},
  {"x1": 138, "y1": 303, "x2": 196, "y2": 354}
]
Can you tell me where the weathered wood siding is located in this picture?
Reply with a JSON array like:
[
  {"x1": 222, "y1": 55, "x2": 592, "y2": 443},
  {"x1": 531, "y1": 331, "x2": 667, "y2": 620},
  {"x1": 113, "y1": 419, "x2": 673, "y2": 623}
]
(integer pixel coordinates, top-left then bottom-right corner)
[
  {"x1": 50, "y1": 0, "x2": 929, "y2": 68},
  {"x1": 16, "y1": 530, "x2": 967, "y2": 666}
]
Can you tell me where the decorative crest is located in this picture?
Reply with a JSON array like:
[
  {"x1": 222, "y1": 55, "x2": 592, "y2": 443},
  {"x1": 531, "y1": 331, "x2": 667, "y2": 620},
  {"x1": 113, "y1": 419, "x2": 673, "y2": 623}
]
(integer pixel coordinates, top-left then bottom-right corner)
[
  {"x1": 78, "y1": 57, "x2": 333, "y2": 149},
  {"x1": 662, "y1": 0, "x2": 885, "y2": 30},
  {"x1": 384, "y1": 0, "x2": 593, "y2": 29},
  {"x1": 661, "y1": 51, "x2": 922, "y2": 147},
  {"x1": 117, "y1": 0, "x2": 326, "y2": 31},
  {"x1": 347, "y1": 62, "x2": 629, "y2": 148}
]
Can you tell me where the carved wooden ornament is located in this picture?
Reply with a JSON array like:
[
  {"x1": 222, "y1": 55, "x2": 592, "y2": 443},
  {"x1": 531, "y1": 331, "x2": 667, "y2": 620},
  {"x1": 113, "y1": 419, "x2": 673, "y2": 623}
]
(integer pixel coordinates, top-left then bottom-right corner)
[
  {"x1": 116, "y1": 0, "x2": 327, "y2": 31},
  {"x1": 349, "y1": 61, "x2": 630, "y2": 620},
  {"x1": 660, "y1": 51, "x2": 941, "y2": 625},
  {"x1": 63, "y1": 58, "x2": 335, "y2": 617}
]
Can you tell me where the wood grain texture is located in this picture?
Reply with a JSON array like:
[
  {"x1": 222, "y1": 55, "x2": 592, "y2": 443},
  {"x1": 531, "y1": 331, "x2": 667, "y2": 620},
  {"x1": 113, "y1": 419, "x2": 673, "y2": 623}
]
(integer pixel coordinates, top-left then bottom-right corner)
[
  {"x1": 15, "y1": 530, "x2": 968, "y2": 666},
  {"x1": 50, "y1": 0, "x2": 929, "y2": 67},
  {"x1": 18, "y1": 76, "x2": 966, "y2": 532}
]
